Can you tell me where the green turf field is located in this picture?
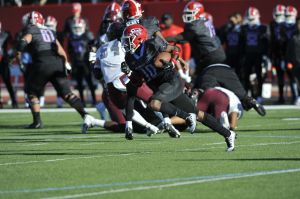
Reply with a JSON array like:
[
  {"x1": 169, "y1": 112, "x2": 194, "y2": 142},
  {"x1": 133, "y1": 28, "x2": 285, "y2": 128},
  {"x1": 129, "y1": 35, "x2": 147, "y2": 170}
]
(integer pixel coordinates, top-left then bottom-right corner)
[{"x1": 0, "y1": 108, "x2": 300, "y2": 199}]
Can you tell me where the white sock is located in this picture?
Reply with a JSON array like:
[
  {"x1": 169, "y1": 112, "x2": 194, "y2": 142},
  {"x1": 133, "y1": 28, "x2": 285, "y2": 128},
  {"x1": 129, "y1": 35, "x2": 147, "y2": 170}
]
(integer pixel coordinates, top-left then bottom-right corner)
[
  {"x1": 93, "y1": 119, "x2": 105, "y2": 127},
  {"x1": 40, "y1": 96, "x2": 45, "y2": 107},
  {"x1": 126, "y1": 121, "x2": 133, "y2": 129},
  {"x1": 133, "y1": 109, "x2": 150, "y2": 127},
  {"x1": 164, "y1": 117, "x2": 171, "y2": 124}
]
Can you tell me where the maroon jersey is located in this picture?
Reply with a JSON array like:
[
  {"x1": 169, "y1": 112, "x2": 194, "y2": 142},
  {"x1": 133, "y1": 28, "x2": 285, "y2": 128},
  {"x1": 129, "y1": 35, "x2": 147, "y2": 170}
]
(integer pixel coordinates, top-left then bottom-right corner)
[{"x1": 197, "y1": 88, "x2": 229, "y2": 119}]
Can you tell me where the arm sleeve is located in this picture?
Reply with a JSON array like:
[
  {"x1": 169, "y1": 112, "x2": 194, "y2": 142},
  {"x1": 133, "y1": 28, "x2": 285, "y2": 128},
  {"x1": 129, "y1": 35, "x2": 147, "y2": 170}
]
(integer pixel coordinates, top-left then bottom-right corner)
[{"x1": 182, "y1": 43, "x2": 191, "y2": 61}]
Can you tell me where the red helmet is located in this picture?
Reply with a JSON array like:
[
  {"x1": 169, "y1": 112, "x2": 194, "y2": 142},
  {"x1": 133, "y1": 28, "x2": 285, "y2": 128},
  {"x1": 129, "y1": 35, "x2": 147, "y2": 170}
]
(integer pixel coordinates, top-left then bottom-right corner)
[
  {"x1": 285, "y1": 6, "x2": 298, "y2": 24},
  {"x1": 45, "y1": 16, "x2": 58, "y2": 31},
  {"x1": 200, "y1": 12, "x2": 213, "y2": 23},
  {"x1": 245, "y1": 7, "x2": 260, "y2": 25},
  {"x1": 121, "y1": 24, "x2": 148, "y2": 54},
  {"x1": 121, "y1": 0, "x2": 143, "y2": 21},
  {"x1": 72, "y1": 3, "x2": 82, "y2": 14},
  {"x1": 104, "y1": 2, "x2": 122, "y2": 21},
  {"x1": 182, "y1": 1, "x2": 205, "y2": 23},
  {"x1": 273, "y1": 5, "x2": 285, "y2": 23},
  {"x1": 29, "y1": 11, "x2": 44, "y2": 27}
]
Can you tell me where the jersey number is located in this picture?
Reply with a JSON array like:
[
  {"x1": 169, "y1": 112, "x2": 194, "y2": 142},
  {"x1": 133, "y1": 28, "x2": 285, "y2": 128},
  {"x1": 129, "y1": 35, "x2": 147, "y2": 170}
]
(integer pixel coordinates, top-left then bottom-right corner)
[
  {"x1": 40, "y1": 29, "x2": 55, "y2": 43},
  {"x1": 140, "y1": 64, "x2": 157, "y2": 82},
  {"x1": 204, "y1": 21, "x2": 216, "y2": 38}
]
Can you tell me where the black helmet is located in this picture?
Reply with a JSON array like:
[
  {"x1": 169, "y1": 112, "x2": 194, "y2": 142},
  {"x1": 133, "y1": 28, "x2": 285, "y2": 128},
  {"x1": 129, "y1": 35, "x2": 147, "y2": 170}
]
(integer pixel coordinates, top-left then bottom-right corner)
[{"x1": 106, "y1": 22, "x2": 124, "y2": 41}]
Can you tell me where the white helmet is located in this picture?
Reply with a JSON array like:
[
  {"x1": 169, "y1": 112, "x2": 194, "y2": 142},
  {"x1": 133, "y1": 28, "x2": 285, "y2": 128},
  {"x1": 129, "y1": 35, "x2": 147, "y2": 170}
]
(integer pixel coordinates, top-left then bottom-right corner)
[
  {"x1": 71, "y1": 18, "x2": 86, "y2": 36},
  {"x1": 45, "y1": 16, "x2": 58, "y2": 31},
  {"x1": 245, "y1": 7, "x2": 260, "y2": 26},
  {"x1": 273, "y1": 5, "x2": 286, "y2": 23},
  {"x1": 285, "y1": 6, "x2": 298, "y2": 24}
]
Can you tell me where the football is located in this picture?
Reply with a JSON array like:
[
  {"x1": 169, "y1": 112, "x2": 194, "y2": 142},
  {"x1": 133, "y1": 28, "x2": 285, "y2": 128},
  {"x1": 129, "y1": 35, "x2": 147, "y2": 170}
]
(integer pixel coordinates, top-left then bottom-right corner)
[{"x1": 153, "y1": 51, "x2": 172, "y2": 68}]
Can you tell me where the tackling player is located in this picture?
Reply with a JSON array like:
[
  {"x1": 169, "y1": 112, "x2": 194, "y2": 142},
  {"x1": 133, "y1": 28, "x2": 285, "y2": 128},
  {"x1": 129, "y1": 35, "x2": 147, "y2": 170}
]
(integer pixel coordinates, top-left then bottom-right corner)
[
  {"x1": 16, "y1": 11, "x2": 95, "y2": 129},
  {"x1": 166, "y1": 1, "x2": 266, "y2": 117}
]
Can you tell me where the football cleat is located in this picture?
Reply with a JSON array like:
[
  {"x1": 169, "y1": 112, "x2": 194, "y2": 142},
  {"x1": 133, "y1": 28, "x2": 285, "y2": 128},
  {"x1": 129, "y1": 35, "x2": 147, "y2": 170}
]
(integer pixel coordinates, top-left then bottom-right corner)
[
  {"x1": 81, "y1": 114, "x2": 95, "y2": 134},
  {"x1": 186, "y1": 113, "x2": 197, "y2": 133},
  {"x1": 225, "y1": 131, "x2": 236, "y2": 152},
  {"x1": 164, "y1": 123, "x2": 181, "y2": 138},
  {"x1": 125, "y1": 127, "x2": 134, "y2": 140},
  {"x1": 25, "y1": 122, "x2": 43, "y2": 129},
  {"x1": 146, "y1": 124, "x2": 160, "y2": 137},
  {"x1": 243, "y1": 97, "x2": 266, "y2": 116}
]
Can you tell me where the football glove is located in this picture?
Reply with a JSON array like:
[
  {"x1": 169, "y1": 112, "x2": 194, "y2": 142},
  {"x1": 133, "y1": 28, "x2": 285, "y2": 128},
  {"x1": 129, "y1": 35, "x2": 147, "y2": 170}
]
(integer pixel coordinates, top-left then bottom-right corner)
[{"x1": 65, "y1": 62, "x2": 72, "y2": 75}]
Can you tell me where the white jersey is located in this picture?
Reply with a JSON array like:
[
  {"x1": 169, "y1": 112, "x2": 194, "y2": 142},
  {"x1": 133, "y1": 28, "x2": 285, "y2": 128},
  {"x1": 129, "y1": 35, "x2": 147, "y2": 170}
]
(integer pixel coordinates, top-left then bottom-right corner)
[
  {"x1": 215, "y1": 87, "x2": 243, "y2": 119},
  {"x1": 95, "y1": 39, "x2": 127, "y2": 91}
]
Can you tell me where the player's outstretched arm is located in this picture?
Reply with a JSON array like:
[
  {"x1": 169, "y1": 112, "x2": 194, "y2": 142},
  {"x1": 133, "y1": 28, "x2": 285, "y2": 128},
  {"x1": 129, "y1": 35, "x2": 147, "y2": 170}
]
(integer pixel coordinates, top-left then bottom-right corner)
[{"x1": 16, "y1": 33, "x2": 32, "y2": 65}]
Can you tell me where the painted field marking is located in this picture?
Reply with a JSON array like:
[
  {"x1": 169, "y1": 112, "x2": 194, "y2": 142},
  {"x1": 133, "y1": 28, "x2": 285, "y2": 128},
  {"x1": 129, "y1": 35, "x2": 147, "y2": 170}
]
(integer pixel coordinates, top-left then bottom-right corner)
[
  {"x1": 282, "y1": 118, "x2": 300, "y2": 121},
  {"x1": 0, "y1": 141, "x2": 299, "y2": 167},
  {"x1": 1, "y1": 168, "x2": 300, "y2": 196},
  {"x1": 41, "y1": 168, "x2": 300, "y2": 199}
]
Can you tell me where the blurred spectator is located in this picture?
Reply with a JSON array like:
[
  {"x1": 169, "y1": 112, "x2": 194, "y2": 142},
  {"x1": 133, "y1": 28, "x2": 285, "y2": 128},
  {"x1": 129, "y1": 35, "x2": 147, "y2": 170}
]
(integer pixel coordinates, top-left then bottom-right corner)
[
  {"x1": 240, "y1": 7, "x2": 269, "y2": 101},
  {"x1": 0, "y1": 21, "x2": 18, "y2": 108},
  {"x1": 286, "y1": 17, "x2": 300, "y2": 105},
  {"x1": 160, "y1": 13, "x2": 191, "y2": 61}
]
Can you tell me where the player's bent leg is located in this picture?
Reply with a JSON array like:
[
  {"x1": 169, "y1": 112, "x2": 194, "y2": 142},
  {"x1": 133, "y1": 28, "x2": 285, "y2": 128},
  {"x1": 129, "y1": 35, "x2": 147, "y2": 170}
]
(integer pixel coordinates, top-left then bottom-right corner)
[
  {"x1": 197, "y1": 110, "x2": 235, "y2": 151},
  {"x1": 63, "y1": 92, "x2": 88, "y2": 118},
  {"x1": 26, "y1": 95, "x2": 43, "y2": 129}
]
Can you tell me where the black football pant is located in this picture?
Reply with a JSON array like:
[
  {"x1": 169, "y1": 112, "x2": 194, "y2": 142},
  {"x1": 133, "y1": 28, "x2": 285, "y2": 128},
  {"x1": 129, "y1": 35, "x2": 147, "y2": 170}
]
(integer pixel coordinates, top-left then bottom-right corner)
[
  {"x1": 243, "y1": 53, "x2": 263, "y2": 98},
  {"x1": 274, "y1": 58, "x2": 299, "y2": 101},
  {"x1": 194, "y1": 64, "x2": 247, "y2": 100},
  {"x1": 0, "y1": 61, "x2": 17, "y2": 105}
]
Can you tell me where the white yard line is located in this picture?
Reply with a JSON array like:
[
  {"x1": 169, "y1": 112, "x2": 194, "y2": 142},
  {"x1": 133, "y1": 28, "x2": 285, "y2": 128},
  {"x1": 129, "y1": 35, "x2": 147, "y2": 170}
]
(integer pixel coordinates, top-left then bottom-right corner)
[
  {"x1": 42, "y1": 168, "x2": 300, "y2": 199},
  {"x1": 0, "y1": 105, "x2": 299, "y2": 114},
  {"x1": 0, "y1": 141, "x2": 299, "y2": 166}
]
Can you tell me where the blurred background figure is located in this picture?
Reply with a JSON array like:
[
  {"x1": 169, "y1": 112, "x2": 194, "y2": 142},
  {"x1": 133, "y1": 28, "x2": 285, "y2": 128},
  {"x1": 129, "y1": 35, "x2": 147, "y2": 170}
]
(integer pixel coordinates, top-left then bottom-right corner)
[
  {"x1": 45, "y1": 15, "x2": 64, "y2": 108},
  {"x1": 0, "y1": 21, "x2": 18, "y2": 108},
  {"x1": 282, "y1": 5, "x2": 299, "y2": 104},
  {"x1": 96, "y1": 2, "x2": 122, "y2": 47},
  {"x1": 270, "y1": 5, "x2": 287, "y2": 104},
  {"x1": 219, "y1": 13, "x2": 243, "y2": 79},
  {"x1": 241, "y1": 7, "x2": 269, "y2": 102},
  {"x1": 160, "y1": 13, "x2": 191, "y2": 82},
  {"x1": 286, "y1": 17, "x2": 300, "y2": 105},
  {"x1": 63, "y1": 2, "x2": 89, "y2": 39},
  {"x1": 68, "y1": 17, "x2": 96, "y2": 106}
]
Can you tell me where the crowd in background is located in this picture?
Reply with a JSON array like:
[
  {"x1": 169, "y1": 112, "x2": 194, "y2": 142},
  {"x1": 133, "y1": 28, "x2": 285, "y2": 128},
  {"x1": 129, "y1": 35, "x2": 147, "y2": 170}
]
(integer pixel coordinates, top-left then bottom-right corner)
[{"x1": 0, "y1": 2, "x2": 300, "y2": 109}]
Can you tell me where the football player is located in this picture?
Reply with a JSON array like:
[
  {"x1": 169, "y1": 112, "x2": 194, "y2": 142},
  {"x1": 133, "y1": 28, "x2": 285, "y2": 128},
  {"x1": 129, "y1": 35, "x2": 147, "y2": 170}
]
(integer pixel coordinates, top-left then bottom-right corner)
[
  {"x1": 122, "y1": 24, "x2": 236, "y2": 151},
  {"x1": 0, "y1": 21, "x2": 18, "y2": 108},
  {"x1": 166, "y1": 1, "x2": 266, "y2": 117},
  {"x1": 194, "y1": 87, "x2": 243, "y2": 131},
  {"x1": 283, "y1": 6, "x2": 299, "y2": 103},
  {"x1": 83, "y1": 22, "x2": 159, "y2": 135},
  {"x1": 16, "y1": 11, "x2": 95, "y2": 129},
  {"x1": 68, "y1": 18, "x2": 96, "y2": 106},
  {"x1": 240, "y1": 7, "x2": 269, "y2": 102}
]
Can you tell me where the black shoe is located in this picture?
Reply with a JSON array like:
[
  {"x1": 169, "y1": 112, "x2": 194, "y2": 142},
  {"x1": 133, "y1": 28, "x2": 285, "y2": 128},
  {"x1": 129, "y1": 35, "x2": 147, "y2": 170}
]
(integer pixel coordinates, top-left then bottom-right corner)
[
  {"x1": 25, "y1": 122, "x2": 43, "y2": 129},
  {"x1": 125, "y1": 127, "x2": 133, "y2": 140},
  {"x1": 164, "y1": 123, "x2": 181, "y2": 138},
  {"x1": 243, "y1": 97, "x2": 266, "y2": 116}
]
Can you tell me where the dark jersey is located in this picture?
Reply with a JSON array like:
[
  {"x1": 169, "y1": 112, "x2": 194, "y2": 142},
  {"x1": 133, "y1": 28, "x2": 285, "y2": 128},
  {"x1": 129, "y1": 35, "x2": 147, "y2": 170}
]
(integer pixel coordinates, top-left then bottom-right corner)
[
  {"x1": 68, "y1": 31, "x2": 94, "y2": 63},
  {"x1": 125, "y1": 36, "x2": 174, "y2": 85},
  {"x1": 0, "y1": 31, "x2": 11, "y2": 61},
  {"x1": 182, "y1": 19, "x2": 226, "y2": 68},
  {"x1": 25, "y1": 25, "x2": 57, "y2": 56},
  {"x1": 221, "y1": 24, "x2": 242, "y2": 55},
  {"x1": 241, "y1": 24, "x2": 269, "y2": 55},
  {"x1": 282, "y1": 23, "x2": 297, "y2": 54},
  {"x1": 269, "y1": 21, "x2": 285, "y2": 58}
]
